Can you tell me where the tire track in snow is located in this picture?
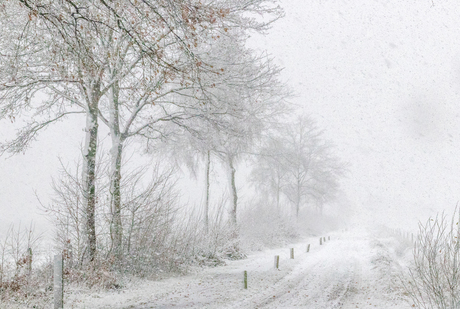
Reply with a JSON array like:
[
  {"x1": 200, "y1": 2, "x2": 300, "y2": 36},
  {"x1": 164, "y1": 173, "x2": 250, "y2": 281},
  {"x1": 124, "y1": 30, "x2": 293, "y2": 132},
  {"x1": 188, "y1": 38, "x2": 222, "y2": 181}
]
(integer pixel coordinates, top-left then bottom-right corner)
[
  {"x1": 230, "y1": 235, "x2": 363, "y2": 309},
  {"x1": 69, "y1": 229, "x2": 411, "y2": 308},
  {"x1": 226, "y1": 230, "x2": 410, "y2": 309}
]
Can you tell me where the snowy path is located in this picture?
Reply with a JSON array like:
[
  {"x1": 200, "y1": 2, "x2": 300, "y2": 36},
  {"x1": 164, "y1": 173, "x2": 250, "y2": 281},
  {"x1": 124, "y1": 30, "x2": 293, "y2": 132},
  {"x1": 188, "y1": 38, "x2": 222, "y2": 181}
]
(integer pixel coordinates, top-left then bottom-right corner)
[{"x1": 68, "y1": 229, "x2": 412, "y2": 308}]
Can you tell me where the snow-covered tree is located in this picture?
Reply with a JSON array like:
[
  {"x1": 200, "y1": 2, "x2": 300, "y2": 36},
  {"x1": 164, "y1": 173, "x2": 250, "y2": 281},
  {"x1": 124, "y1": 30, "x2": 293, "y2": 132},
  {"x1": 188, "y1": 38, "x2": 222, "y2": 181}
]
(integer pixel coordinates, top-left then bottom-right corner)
[
  {"x1": 251, "y1": 115, "x2": 345, "y2": 218},
  {"x1": 0, "y1": 1, "x2": 116, "y2": 262},
  {"x1": 250, "y1": 135, "x2": 288, "y2": 211},
  {"x1": 209, "y1": 54, "x2": 288, "y2": 227},
  {"x1": 138, "y1": 13, "x2": 289, "y2": 231},
  {"x1": 0, "y1": 0, "x2": 284, "y2": 262},
  {"x1": 94, "y1": 1, "x2": 284, "y2": 257}
]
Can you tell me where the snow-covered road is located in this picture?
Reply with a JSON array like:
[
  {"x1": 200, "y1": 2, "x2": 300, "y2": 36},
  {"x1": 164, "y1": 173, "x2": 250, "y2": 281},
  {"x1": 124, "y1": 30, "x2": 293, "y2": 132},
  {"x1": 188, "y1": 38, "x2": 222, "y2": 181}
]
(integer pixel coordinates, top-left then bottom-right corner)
[{"x1": 68, "y1": 229, "x2": 413, "y2": 308}]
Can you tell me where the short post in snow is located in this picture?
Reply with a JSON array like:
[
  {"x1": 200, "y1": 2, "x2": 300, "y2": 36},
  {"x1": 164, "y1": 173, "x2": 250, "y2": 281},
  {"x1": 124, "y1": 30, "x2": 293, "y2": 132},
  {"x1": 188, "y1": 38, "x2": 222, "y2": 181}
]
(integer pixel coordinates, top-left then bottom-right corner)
[
  {"x1": 243, "y1": 270, "x2": 248, "y2": 289},
  {"x1": 320, "y1": 237, "x2": 322, "y2": 245},
  {"x1": 290, "y1": 248, "x2": 294, "y2": 259},
  {"x1": 54, "y1": 254, "x2": 63, "y2": 309},
  {"x1": 274, "y1": 255, "x2": 280, "y2": 269},
  {"x1": 328, "y1": 236, "x2": 330, "y2": 241},
  {"x1": 323, "y1": 237, "x2": 326, "y2": 243},
  {"x1": 306, "y1": 244, "x2": 310, "y2": 253}
]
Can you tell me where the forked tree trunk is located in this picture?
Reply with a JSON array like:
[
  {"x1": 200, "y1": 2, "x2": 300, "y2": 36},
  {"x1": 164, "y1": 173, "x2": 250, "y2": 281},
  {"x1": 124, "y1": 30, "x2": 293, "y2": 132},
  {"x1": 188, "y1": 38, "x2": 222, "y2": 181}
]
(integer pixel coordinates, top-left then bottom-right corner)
[{"x1": 276, "y1": 174, "x2": 281, "y2": 212}]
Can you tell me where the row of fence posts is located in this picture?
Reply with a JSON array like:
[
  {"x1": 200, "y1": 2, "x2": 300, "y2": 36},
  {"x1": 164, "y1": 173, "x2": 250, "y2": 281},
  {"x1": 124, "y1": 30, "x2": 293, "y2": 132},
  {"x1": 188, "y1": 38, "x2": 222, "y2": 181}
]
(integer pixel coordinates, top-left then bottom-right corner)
[
  {"x1": 243, "y1": 235, "x2": 331, "y2": 289},
  {"x1": 53, "y1": 235, "x2": 334, "y2": 304},
  {"x1": 390, "y1": 228, "x2": 416, "y2": 246},
  {"x1": 51, "y1": 229, "x2": 418, "y2": 303}
]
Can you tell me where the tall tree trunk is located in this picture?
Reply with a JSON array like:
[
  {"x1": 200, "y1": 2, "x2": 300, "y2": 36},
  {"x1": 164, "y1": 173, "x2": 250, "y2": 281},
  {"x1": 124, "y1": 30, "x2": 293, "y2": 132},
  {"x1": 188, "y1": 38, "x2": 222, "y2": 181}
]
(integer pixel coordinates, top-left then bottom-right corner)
[
  {"x1": 109, "y1": 80, "x2": 123, "y2": 261},
  {"x1": 82, "y1": 86, "x2": 100, "y2": 263},
  {"x1": 204, "y1": 150, "x2": 210, "y2": 233},
  {"x1": 110, "y1": 137, "x2": 123, "y2": 258},
  {"x1": 228, "y1": 155, "x2": 238, "y2": 226},
  {"x1": 276, "y1": 185, "x2": 280, "y2": 213},
  {"x1": 296, "y1": 197, "x2": 300, "y2": 218},
  {"x1": 296, "y1": 180, "x2": 300, "y2": 219},
  {"x1": 276, "y1": 172, "x2": 281, "y2": 213}
]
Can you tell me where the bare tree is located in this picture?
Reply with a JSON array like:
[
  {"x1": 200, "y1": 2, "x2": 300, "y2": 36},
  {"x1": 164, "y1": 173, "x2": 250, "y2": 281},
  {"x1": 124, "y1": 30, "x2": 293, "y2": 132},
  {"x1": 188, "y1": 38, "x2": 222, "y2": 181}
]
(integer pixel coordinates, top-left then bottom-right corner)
[
  {"x1": 39, "y1": 157, "x2": 109, "y2": 267},
  {"x1": 250, "y1": 114, "x2": 344, "y2": 218},
  {"x1": 97, "y1": 0, "x2": 285, "y2": 250},
  {"x1": 0, "y1": 223, "x2": 42, "y2": 298},
  {"x1": 120, "y1": 164, "x2": 180, "y2": 274},
  {"x1": 250, "y1": 135, "x2": 288, "y2": 211},
  {"x1": 282, "y1": 115, "x2": 345, "y2": 217},
  {"x1": 0, "y1": 1, "x2": 117, "y2": 262},
  {"x1": 0, "y1": 0, "x2": 284, "y2": 262}
]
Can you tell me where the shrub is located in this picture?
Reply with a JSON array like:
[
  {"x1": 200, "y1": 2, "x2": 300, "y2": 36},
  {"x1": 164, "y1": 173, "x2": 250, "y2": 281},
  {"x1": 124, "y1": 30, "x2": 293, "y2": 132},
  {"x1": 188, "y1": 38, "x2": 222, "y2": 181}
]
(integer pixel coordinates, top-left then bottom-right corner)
[{"x1": 403, "y1": 209, "x2": 460, "y2": 309}]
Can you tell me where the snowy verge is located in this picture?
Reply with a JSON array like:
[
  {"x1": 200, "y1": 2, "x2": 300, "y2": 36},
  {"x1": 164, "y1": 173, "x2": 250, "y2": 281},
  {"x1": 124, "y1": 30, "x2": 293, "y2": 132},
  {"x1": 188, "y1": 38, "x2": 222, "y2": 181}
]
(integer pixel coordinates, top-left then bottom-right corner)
[{"x1": 57, "y1": 228, "x2": 414, "y2": 308}]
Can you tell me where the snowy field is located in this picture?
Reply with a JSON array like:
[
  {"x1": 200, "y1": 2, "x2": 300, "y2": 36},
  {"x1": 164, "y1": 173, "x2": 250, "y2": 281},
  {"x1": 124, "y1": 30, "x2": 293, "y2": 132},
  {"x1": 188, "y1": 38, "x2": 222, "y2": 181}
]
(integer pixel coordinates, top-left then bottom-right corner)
[{"x1": 63, "y1": 228, "x2": 413, "y2": 309}]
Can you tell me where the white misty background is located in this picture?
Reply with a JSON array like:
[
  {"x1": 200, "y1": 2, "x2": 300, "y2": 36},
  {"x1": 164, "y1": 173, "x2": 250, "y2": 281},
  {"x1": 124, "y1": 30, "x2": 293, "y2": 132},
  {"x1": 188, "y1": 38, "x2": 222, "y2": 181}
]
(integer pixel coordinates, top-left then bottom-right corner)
[
  {"x1": 3, "y1": 0, "x2": 460, "y2": 235},
  {"x1": 2, "y1": 0, "x2": 460, "y2": 308}
]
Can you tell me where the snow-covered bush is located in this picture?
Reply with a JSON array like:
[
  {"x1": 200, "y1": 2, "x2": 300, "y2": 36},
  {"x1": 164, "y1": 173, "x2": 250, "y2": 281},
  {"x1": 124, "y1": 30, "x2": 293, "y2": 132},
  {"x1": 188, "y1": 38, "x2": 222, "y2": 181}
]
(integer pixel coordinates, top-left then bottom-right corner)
[
  {"x1": 173, "y1": 199, "x2": 247, "y2": 270},
  {"x1": 42, "y1": 158, "x2": 244, "y2": 281},
  {"x1": 45, "y1": 160, "x2": 190, "y2": 279},
  {"x1": 238, "y1": 201, "x2": 300, "y2": 251},
  {"x1": 0, "y1": 224, "x2": 52, "y2": 308},
  {"x1": 403, "y1": 209, "x2": 460, "y2": 309},
  {"x1": 238, "y1": 199, "x2": 341, "y2": 252}
]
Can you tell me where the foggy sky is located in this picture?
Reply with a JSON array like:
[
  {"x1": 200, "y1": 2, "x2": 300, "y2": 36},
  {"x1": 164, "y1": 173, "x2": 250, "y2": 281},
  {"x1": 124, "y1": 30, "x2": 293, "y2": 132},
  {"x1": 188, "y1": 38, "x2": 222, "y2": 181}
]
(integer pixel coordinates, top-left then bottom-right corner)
[
  {"x1": 247, "y1": 0, "x2": 460, "y2": 228},
  {"x1": 2, "y1": 0, "x2": 460, "y2": 235}
]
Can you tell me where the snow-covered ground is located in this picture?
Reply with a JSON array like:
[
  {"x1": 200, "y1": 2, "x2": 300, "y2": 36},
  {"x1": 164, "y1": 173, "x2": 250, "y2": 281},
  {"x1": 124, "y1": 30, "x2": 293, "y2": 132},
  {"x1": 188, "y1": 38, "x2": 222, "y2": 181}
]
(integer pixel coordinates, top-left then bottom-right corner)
[{"x1": 65, "y1": 228, "x2": 414, "y2": 308}]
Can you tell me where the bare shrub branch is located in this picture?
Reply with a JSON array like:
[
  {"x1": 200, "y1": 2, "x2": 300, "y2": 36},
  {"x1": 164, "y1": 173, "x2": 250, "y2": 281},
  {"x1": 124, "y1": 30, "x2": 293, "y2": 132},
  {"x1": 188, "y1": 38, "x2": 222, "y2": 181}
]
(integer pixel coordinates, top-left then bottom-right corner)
[{"x1": 403, "y1": 208, "x2": 460, "y2": 309}]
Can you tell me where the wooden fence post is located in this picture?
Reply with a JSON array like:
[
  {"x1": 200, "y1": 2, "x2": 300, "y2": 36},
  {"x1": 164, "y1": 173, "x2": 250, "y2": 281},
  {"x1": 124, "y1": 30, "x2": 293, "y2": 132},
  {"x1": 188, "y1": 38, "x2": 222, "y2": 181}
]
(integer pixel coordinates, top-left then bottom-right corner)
[
  {"x1": 290, "y1": 248, "x2": 294, "y2": 259},
  {"x1": 274, "y1": 255, "x2": 279, "y2": 269},
  {"x1": 320, "y1": 237, "x2": 322, "y2": 245},
  {"x1": 54, "y1": 254, "x2": 63, "y2": 309},
  {"x1": 243, "y1": 271, "x2": 248, "y2": 289},
  {"x1": 328, "y1": 236, "x2": 330, "y2": 241},
  {"x1": 306, "y1": 244, "x2": 310, "y2": 252}
]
